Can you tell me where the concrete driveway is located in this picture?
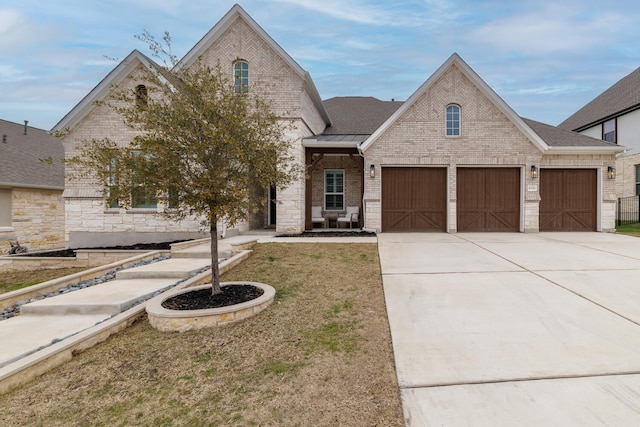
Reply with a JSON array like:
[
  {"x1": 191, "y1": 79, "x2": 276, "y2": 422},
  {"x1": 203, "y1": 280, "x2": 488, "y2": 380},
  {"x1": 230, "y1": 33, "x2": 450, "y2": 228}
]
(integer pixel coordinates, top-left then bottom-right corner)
[{"x1": 379, "y1": 232, "x2": 640, "y2": 426}]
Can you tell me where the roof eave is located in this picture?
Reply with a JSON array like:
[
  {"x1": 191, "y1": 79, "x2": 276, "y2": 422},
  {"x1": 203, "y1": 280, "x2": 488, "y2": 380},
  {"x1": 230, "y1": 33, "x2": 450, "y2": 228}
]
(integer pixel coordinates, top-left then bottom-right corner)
[
  {"x1": 546, "y1": 145, "x2": 627, "y2": 155},
  {"x1": 302, "y1": 139, "x2": 360, "y2": 149}
]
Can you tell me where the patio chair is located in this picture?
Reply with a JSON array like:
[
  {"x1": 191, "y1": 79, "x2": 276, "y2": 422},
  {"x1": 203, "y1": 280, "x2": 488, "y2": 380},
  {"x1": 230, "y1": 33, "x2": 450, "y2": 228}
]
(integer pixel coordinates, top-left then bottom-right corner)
[
  {"x1": 311, "y1": 205, "x2": 326, "y2": 228},
  {"x1": 337, "y1": 206, "x2": 359, "y2": 229}
]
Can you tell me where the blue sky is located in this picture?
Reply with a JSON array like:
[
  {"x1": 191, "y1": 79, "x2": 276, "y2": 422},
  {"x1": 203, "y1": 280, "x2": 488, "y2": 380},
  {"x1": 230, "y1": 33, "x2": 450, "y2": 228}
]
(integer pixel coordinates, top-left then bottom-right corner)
[{"x1": 1, "y1": 0, "x2": 640, "y2": 130}]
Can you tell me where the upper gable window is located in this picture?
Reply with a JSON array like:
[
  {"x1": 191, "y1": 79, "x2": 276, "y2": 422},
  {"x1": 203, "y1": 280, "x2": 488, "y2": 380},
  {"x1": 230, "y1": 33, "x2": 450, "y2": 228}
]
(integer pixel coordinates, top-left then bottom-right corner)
[
  {"x1": 135, "y1": 85, "x2": 148, "y2": 109},
  {"x1": 603, "y1": 118, "x2": 616, "y2": 143},
  {"x1": 446, "y1": 105, "x2": 460, "y2": 136},
  {"x1": 234, "y1": 61, "x2": 249, "y2": 94}
]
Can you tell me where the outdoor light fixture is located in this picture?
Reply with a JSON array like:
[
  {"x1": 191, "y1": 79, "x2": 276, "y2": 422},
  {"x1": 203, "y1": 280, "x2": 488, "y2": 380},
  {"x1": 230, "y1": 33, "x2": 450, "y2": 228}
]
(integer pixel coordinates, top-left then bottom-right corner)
[
  {"x1": 370, "y1": 164, "x2": 375, "y2": 178},
  {"x1": 608, "y1": 166, "x2": 616, "y2": 179},
  {"x1": 530, "y1": 165, "x2": 538, "y2": 179}
]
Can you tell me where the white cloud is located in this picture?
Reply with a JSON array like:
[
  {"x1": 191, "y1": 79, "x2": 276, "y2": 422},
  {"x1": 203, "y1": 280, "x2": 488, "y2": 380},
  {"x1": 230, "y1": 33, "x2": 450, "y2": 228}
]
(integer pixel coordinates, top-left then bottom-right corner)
[{"x1": 469, "y1": 4, "x2": 628, "y2": 54}]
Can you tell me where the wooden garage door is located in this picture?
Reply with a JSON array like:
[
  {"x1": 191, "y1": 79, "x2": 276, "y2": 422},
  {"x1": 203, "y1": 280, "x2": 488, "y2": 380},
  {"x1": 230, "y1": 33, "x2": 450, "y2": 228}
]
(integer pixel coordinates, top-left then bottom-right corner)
[
  {"x1": 540, "y1": 169, "x2": 596, "y2": 231},
  {"x1": 457, "y1": 168, "x2": 520, "y2": 232},
  {"x1": 382, "y1": 167, "x2": 446, "y2": 232}
]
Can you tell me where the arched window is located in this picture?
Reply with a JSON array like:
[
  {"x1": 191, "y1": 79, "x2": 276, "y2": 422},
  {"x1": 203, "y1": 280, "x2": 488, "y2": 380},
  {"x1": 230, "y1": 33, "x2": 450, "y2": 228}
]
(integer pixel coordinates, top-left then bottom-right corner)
[
  {"x1": 135, "y1": 85, "x2": 148, "y2": 108},
  {"x1": 234, "y1": 61, "x2": 249, "y2": 93},
  {"x1": 446, "y1": 104, "x2": 460, "y2": 136}
]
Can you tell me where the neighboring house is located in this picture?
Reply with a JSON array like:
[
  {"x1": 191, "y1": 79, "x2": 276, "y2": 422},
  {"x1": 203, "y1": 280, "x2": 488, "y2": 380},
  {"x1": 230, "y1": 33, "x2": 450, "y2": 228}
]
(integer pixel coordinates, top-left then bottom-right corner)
[
  {"x1": 54, "y1": 5, "x2": 623, "y2": 246},
  {"x1": 559, "y1": 67, "x2": 640, "y2": 198},
  {"x1": 0, "y1": 119, "x2": 65, "y2": 253}
]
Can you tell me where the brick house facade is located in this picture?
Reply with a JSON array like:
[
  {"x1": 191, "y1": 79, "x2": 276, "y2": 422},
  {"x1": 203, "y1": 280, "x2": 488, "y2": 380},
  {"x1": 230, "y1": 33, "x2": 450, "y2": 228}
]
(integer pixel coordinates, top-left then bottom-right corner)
[{"x1": 54, "y1": 6, "x2": 623, "y2": 245}]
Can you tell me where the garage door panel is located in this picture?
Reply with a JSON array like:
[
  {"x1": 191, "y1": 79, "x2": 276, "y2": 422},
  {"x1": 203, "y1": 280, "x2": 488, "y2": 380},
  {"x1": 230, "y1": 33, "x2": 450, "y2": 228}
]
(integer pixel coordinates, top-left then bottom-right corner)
[
  {"x1": 457, "y1": 168, "x2": 520, "y2": 232},
  {"x1": 540, "y1": 169, "x2": 596, "y2": 232},
  {"x1": 382, "y1": 168, "x2": 446, "y2": 232}
]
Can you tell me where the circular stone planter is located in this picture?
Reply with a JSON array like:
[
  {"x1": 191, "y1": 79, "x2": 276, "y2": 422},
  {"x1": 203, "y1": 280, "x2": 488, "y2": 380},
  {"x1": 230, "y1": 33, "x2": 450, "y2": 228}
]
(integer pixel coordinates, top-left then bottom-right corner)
[{"x1": 146, "y1": 281, "x2": 275, "y2": 332}]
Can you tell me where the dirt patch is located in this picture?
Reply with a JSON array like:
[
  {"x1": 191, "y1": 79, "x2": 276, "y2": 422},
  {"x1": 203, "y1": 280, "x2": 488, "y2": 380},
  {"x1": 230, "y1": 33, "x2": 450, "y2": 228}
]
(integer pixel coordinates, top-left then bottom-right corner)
[
  {"x1": 162, "y1": 285, "x2": 264, "y2": 310},
  {"x1": 0, "y1": 243, "x2": 403, "y2": 426}
]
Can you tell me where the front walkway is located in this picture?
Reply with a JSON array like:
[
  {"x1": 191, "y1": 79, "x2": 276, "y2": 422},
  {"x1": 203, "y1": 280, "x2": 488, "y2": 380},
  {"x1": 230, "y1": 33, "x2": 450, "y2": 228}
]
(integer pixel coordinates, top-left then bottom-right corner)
[{"x1": 378, "y1": 232, "x2": 640, "y2": 425}]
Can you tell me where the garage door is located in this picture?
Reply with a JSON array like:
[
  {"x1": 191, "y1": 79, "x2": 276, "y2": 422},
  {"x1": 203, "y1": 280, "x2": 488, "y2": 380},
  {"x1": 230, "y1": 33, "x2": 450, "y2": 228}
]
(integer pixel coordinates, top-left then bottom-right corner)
[
  {"x1": 382, "y1": 167, "x2": 446, "y2": 232},
  {"x1": 457, "y1": 168, "x2": 520, "y2": 232},
  {"x1": 540, "y1": 169, "x2": 596, "y2": 231}
]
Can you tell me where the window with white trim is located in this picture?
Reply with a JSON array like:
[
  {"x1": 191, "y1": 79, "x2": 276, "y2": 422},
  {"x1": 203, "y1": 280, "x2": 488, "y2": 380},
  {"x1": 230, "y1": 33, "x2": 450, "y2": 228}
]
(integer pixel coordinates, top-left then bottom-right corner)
[
  {"x1": 446, "y1": 104, "x2": 460, "y2": 136},
  {"x1": 234, "y1": 61, "x2": 249, "y2": 94},
  {"x1": 324, "y1": 169, "x2": 344, "y2": 211},
  {"x1": 636, "y1": 165, "x2": 640, "y2": 196},
  {"x1": 603, "y1": 118, "x2": 616, "y2": 143}
]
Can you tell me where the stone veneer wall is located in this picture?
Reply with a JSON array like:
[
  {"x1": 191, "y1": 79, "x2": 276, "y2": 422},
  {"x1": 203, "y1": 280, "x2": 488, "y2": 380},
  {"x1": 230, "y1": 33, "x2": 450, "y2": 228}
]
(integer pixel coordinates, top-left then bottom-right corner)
[
  {"x1": 0, "y1": 188, "x2": 64, "y2": 254},
  {"x1": 616, "y1": 153, "x2": 640, "y2": 198}
]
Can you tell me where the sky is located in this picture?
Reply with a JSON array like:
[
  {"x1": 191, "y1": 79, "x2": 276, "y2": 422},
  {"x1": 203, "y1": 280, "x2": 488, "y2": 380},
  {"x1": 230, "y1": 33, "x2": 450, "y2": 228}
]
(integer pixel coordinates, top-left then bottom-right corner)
[{"x1": 1, "y1": 0, "x2": 640, "y2": 130}]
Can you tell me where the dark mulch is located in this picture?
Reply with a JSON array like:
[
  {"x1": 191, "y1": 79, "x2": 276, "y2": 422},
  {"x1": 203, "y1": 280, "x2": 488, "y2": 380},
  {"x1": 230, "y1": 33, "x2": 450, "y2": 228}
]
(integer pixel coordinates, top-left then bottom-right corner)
[
  {"x1": 161, "y1": 284, "x2": 264, "y2": 310},
  {"x1": 16, "y1": 240, "x2": 187, "y2": 258},
  {"x1": 277, "y1": 230, "x2": 376, "y2": 238}
]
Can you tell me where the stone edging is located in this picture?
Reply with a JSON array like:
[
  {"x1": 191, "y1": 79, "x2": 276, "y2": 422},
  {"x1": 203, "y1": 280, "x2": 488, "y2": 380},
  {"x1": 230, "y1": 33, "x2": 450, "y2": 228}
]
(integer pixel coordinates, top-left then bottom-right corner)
[{"x1": 146, "y1": 281, "x2": 275, "y2": 332}]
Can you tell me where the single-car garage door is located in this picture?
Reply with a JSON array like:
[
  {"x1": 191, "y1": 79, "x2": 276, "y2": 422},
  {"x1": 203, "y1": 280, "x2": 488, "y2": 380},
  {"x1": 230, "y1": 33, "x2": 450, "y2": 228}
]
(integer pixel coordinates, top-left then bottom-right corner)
[
  {"x1": 540, "y1": 169, "x2": 596, "y2": 231},
  {"x1": 457, "y1": 168, "x2": 520, "y2": 232},
  {"x1": 382, "y1": 167, "x2": 446, "y2": 232}
]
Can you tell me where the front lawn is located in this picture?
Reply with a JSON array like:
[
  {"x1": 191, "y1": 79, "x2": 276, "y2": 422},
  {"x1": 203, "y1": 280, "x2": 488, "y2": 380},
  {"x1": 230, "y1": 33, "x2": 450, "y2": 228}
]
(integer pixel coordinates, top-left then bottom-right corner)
[
  {"x1": 616, "y1": 223, "x2": 640, "y2": 237},
  {"x1": 0, "y1": 243, "x2": 404, "y2": 426}
]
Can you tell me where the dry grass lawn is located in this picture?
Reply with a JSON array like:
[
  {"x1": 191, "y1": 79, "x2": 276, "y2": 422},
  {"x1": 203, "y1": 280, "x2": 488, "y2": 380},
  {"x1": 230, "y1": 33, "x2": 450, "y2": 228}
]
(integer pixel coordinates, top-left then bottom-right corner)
[
  {"x1": 0, "y1": 243, "x2": 404, "y2": 426},
  {"x1": 0, "y1": 268, "x2": 88, "y2": 294}
]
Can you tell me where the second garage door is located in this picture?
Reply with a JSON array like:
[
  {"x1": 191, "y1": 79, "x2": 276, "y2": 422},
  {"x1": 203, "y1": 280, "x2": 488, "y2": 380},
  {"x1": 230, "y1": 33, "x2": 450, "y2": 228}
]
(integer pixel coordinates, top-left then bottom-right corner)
[
  {"x1": 457, "y1": 168, "x2": 520, "y2": 232},
  {"x1": 539, "y1": 169, "x2": 596, "y2": 231},
  {"x1": 382, "y1": 167, "x2": 447, "y2": 232}
]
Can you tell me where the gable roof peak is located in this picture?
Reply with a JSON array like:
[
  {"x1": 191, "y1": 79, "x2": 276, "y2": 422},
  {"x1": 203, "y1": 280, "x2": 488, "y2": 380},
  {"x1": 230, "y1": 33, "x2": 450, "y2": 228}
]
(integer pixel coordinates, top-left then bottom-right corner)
[{"x1": 360, "y1": 52, "x2": 549, "y2": 152}]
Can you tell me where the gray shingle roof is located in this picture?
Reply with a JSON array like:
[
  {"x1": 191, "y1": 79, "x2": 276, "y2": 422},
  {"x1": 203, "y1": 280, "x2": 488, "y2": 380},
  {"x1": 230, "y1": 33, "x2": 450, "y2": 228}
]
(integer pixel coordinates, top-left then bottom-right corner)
[
  {"x1": 0, "y1": 119, "x2": 64, "y2": 189},
  {"x1": 322, "y1": 97, "x2": 404, "y2": 135},
  {"x1": 522, "y1": 117, "x2": 619, "y2": 148},
  {"x1": 559, "y1": 66, "x2": 640, "y2": 131}
]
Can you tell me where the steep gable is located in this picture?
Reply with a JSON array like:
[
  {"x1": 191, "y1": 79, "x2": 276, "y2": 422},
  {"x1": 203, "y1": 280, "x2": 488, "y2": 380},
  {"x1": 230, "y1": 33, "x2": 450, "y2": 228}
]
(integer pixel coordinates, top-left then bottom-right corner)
[
  {"x1": 53, "y1": 50, "x2": 163, "y2": 133},
  {"x1": 360, "y1": 53, "x2": 548, "y2": 153},
  {"x1": 178, "y1": 4, "x2": 329, "y2": 128}
]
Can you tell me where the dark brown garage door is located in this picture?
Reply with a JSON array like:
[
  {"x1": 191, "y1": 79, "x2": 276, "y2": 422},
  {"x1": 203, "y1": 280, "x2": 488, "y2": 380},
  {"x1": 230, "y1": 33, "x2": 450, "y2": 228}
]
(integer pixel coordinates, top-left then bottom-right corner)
[
  {"x1": 382, "y1": 167, "x2": 446, "y2": 232},
  {"x1": 457, "y1": 168, "x2": 520, "y2": 232},
  {"x1": 540, "y1": 169, "x2": 596, "y2": 231}
]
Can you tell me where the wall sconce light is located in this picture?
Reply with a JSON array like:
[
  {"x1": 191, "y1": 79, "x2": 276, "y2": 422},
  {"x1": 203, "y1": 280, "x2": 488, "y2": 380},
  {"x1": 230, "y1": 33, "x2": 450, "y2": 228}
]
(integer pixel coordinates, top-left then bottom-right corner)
[
  {"x1": 530, "y1": 165, "x2": 538, "y2": 179},
  {"x1": 369, "y1": 164, "x2": 375, "y2": 178},
  {"x1": 608, "y1": 166, "x2": 616, "y2": 179}
]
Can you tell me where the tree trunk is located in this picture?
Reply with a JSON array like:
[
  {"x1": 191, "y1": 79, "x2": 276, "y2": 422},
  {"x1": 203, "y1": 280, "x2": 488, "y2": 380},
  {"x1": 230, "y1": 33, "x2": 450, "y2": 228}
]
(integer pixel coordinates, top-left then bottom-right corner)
[{"x1": 210, "y1": 215, "x2": 221, "y2": 295}]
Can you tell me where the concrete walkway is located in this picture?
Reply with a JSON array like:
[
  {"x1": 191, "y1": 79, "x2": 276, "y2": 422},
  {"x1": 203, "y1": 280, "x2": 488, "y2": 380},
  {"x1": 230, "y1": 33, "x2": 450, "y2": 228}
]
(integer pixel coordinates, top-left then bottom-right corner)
[
  {"x1": 379, "y1": 232, "x2": 640, "y2": 426},
  {"x1": 0, "y1": 235, "x2": 268, "y2": 374}
]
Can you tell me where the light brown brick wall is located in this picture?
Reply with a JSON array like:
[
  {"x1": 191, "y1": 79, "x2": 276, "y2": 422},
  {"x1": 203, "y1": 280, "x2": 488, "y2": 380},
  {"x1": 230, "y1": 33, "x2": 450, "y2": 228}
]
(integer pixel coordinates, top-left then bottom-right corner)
[
  {"x1": 363, "y1": 64, "x2": 617, "y2": 232},
  {"x1": 61, "y1": 17, "x2": 327, "y2": 241}
]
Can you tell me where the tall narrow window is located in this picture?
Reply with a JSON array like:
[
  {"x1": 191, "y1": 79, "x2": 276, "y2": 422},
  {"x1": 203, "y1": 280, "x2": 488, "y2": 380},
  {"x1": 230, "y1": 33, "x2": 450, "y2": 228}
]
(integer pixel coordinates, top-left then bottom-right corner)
[
  {"x1": 603, "y1": 118, "x2": 616, "y2": 143},
  {"x1": 636, "y1": 165, "x2": 640, "y2": 196},
  {"x1": 107, "y1": 157, "x2": 119, "y2": 209},
  {"x1": 131, "y1": 151, "x2": 157, "y2": 209},
  {"x1": 234, "y1": 61, "x2": 249, "y2": 93},
  {"x1": 325, "y1": 169, "x2": 344, "y2": 211},
  {"x1": 446, "y1": 105, "x2": 460, "y2": 136},
  {"x1": 135, "y1": 85, "x2": 148, "y2": 109}
]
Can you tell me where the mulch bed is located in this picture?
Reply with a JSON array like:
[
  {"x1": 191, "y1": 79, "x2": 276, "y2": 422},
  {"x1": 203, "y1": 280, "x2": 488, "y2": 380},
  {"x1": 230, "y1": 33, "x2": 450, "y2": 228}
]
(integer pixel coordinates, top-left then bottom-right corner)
[{"x1": 161, "y1": 284, "x2": 264, "y2": 310}]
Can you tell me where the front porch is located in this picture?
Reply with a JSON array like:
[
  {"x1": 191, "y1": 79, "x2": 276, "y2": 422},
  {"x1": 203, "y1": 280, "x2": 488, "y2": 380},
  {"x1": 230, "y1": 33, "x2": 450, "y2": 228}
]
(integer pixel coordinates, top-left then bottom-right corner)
[{"x1": 303, "y1": 146, "x2": 364, "y2": 231}]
